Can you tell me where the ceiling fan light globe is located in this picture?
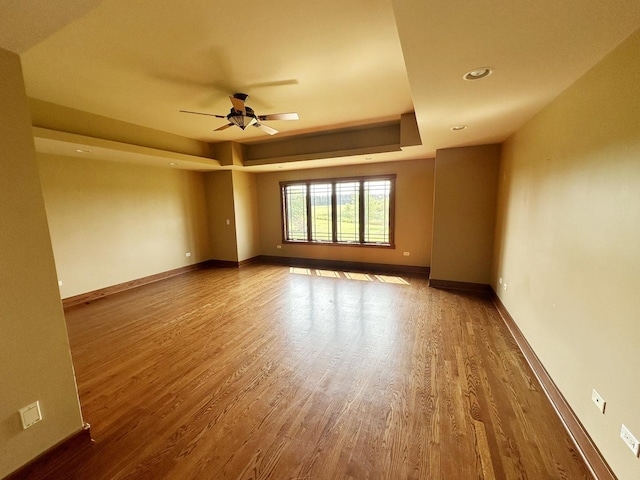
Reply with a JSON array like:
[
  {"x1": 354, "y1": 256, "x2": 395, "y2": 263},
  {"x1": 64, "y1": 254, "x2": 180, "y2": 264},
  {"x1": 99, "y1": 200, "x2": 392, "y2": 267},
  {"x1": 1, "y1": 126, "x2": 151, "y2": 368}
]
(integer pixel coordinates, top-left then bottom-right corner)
[{"x1": 228, "y1": 114, "x2": 257, "y2": 130}]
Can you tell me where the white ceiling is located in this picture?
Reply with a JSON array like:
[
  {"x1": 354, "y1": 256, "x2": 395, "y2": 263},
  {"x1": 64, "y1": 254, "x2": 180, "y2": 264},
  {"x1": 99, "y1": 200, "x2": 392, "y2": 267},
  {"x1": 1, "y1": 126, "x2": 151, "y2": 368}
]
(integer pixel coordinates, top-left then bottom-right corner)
[{"x1": 3, "y1": 0, "x2": 640, "y2": 171}]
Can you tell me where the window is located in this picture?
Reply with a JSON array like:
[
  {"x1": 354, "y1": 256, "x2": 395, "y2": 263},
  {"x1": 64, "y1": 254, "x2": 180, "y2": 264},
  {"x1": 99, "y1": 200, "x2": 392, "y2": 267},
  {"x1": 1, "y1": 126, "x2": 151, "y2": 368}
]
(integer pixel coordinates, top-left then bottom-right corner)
[
  {"x1": 281, "y1": 175, "x2": 395, "y2": 247},
  {"x1": 310, "y1": 183, "x2": 332, "y2": 241},
  {"x1": 283, "y1": 183, "x2": 307, "y2": 241}
]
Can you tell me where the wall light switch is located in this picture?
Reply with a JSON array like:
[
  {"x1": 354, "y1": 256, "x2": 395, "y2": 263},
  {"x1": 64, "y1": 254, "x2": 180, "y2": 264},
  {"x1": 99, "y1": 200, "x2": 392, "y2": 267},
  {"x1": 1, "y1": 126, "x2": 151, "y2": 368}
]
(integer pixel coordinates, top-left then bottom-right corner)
[
  {"x1": 403, "y1": 252, "x2": 410, "y2": 256},
  {"x1": 19, "y1": 401, "x2": 42, "y2": 429},
  {"x1": 185, "y1": 252, "x2": 191, "y2": 257},
  {"x1": 226, "y1": 219, "x2": 230, "y2": 225}
]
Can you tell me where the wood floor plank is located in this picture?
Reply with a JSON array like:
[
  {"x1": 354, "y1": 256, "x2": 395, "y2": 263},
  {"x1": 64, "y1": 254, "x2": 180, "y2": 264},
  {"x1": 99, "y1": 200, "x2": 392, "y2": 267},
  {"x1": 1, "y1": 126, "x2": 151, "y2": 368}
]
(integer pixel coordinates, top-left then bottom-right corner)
[{"x1": 15, "y1": 264, "x2": 594, "y2": 479}]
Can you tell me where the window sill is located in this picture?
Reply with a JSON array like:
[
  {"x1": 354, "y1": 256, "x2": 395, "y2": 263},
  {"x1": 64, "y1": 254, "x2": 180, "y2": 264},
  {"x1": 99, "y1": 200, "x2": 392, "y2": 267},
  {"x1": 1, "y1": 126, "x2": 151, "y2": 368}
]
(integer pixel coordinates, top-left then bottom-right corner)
[{"x1": 282, "y1": 240, "x2": 394, "y2": 249}]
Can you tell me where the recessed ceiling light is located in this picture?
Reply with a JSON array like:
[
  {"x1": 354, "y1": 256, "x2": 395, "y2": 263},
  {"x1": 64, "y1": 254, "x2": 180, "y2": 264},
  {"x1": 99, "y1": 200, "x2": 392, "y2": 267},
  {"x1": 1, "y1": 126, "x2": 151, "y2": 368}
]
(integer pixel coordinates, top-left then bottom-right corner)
[
  {"x1": 463, "y1": 67, "x2": 492, "y2": 81},
  {"x1": 365, "y1": 157, "x2": 373, "y2": 160},
  {"x1": 169, "y1": 162, "x2": 178, "y2": 167},
  {"x1": 75, "y1": 149, "x2": 91, "y2": 153},
  {"x1": 451, "y1": 125, "x2": 467, "y2": 131}
]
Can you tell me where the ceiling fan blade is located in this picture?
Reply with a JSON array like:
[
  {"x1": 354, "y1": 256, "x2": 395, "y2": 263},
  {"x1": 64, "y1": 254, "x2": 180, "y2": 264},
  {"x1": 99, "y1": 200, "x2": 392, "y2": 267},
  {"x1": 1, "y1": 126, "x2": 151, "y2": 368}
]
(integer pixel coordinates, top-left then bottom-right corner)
[
  {"x1": 180, "y1": 110, "x2": 226, "y2": 118},
  {"x1": 214, "y1": 123, "x2": 234, "y2": 131},
  {"x1": 254, "y1": 123, "x2": 278, "y2": 135},
  {"x1": 229, "y1": 95, "x2": 246, "y2": 114},
  {"x1": 257, "y1": 112, "x2": 299, "y2": 121},
  {"x1": 247, "y1": 79, "x2": 299, "y2": 89}
]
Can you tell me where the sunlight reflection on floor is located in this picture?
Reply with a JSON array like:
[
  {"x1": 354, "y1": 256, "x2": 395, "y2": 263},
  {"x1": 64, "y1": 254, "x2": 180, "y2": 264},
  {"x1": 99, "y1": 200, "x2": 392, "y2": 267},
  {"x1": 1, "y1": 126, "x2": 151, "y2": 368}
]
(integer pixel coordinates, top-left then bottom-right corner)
[
  {"x1": 375, "y1": 274, "x2": 410, "y2": 285},
  {"x1": 316, "y1": 269, "x2": 340, "y2": 278},
  {"x1": 289, "y1": 267, "x2": 410, "y2": 285}
]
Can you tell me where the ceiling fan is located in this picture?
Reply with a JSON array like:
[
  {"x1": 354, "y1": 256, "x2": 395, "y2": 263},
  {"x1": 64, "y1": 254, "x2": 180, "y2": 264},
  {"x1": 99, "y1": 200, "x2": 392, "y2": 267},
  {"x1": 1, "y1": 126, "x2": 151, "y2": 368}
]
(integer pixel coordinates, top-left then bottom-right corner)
[{"x1": 180, "y1": 93, "x2": 299, "y2": 135}]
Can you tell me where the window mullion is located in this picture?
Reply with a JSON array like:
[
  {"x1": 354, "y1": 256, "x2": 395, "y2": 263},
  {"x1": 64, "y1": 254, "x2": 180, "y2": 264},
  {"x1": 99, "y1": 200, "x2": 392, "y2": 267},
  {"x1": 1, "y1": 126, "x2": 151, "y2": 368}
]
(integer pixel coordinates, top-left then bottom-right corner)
[
  {"x1": 358, "y1": 180, "x2": 365, "y2": 244},
  {"x1": 389, "y1": 179, "x2": 395, "y2": 247},
  {"x1": 331, "y1": 182, "x2": 337, "y2": 243},
  {"x1": 282, "y1": 186, "x2": 289, "y2": 241},
  {"x1": 305, "y1": 182, "x2": 312, "y2": 242}
]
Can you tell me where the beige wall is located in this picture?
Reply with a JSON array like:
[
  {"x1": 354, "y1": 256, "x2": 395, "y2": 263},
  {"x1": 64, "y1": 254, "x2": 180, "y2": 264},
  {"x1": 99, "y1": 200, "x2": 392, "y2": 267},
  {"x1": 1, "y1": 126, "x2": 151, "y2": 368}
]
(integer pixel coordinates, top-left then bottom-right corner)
[
  {"x1": 431, "y1": 144, "x2": 500, "y2": 284},
  {"x1": 204, "y1": 170, "x2": 238, "y2": 262},
  {"x1": 232, "y1": 171, "x2": 261, "y2": 262},
  {"x1": 0, "y1": 48, "x2": 84, "y2": 478},
  {"x1": 493, "y1": 29, "x2": 640, "y2": 480},
  {"x1": 256, "y1": 159, "x2": 434, "y2": 267},
  {"x1": 38, "y1": 155, "x2": 211, "y2": 298}
]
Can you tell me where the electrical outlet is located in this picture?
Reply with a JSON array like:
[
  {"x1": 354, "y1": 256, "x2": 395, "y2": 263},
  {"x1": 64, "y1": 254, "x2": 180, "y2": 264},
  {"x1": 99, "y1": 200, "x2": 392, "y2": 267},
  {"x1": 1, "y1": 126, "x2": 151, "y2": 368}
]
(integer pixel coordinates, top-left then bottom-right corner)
[
  {"x1": 185, "y1": 252, "x2": 191, "y2": 257},
  {"x1": 620, "y1": 424, "x2": 640, "y2": 457},
  {"x1": 503, "y1": 283, "x2": 508, "y2": 291},
  {"x1": 403, "y1": 252, "x2": 410, "y2": 256},
  {"x1": 19, "y1": 401, "x2": 42, "y2": 429},
  {"x1": 58, "y1": 280, "x2": 63, "y2": 287},
  {"x1": 498, "y1": 277, "x2": 503, "y2": 285},
  {"x1": 276, "y1": 245, "x2": 282, "y2": 249},
  {"x1": 591, "y1": 389, "x2": 606, "y2": 414}
]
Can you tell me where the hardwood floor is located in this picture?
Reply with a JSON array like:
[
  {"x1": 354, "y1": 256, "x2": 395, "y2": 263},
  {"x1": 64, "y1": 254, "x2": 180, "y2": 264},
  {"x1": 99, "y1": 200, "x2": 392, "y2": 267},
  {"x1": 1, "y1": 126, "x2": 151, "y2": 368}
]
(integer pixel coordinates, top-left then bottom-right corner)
[{"x1": 19, "y1": 264, "x2": 592, "y2": 479}]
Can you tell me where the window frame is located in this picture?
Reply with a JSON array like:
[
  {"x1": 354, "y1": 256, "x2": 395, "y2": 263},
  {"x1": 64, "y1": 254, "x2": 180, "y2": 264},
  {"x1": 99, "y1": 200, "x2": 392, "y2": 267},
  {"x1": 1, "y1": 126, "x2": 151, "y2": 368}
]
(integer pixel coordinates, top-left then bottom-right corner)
[{"x1": 280, "y1": 174, "x2": 396, "y2": 248}]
